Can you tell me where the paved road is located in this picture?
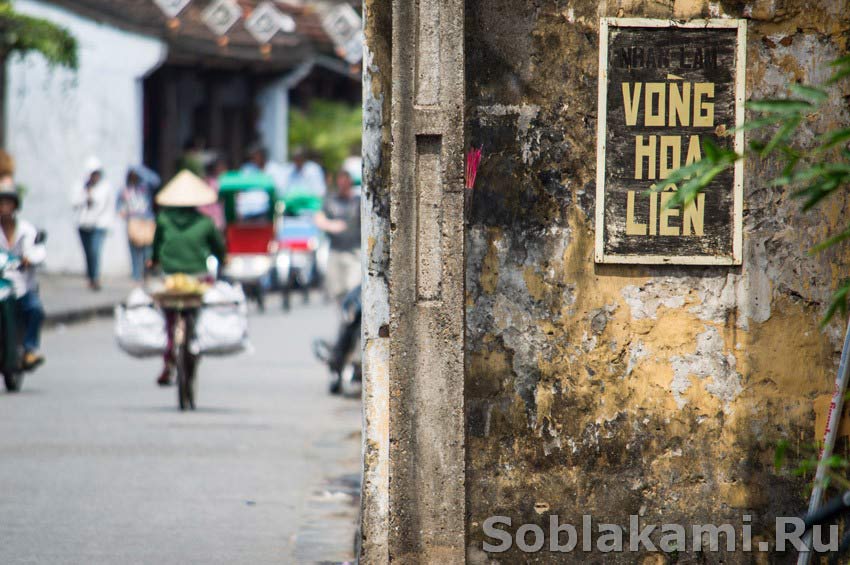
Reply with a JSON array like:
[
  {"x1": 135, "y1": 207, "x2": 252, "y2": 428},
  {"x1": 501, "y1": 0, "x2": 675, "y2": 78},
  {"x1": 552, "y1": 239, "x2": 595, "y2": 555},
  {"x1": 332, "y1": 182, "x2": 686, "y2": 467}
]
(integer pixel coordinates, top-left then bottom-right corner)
[{"x1": 0, "y1": 299, "x2": 361, "y2": 565}]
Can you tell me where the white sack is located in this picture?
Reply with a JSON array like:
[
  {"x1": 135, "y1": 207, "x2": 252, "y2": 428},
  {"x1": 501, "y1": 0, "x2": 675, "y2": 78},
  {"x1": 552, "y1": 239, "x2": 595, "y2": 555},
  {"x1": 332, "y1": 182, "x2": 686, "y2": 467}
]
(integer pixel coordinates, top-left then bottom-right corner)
[
  {"x1": 193, "y1": 282, "x2": 249, "y2": 356},
  {"x1": 115, "y1": 289, "x2": 167, "y2": 358}
]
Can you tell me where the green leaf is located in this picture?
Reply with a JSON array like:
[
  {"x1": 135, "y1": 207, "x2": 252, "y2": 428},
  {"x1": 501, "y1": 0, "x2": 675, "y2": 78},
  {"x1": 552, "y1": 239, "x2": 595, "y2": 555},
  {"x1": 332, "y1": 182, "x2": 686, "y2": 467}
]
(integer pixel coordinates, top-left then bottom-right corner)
[
  {"x1": 761, "y1": 115, "x2": 801, "y2": 156},
  {"x1": 746, "y1": 99, "x2": 813, "y2": 114},
  {"x1": 749, "y1": 139, "x2": 767, "y2": 152},
  {"x1": 796, "y1": 175, "x2": 843, "y2": 211},
  {"x1": 817, "y1": 128, "x2": 850, "y2": 151},
  {"x1": 731, "y1": 115, "x2": 785, "y2": 133},
  {"x1": 0, "y1": 6, "x2": 78, "y2": 69},
  {"x1": 777, "y1": 163, "x2": 850, "y2": 187},
  {"x1": 825, "y1": 454, "x2": 848, "y2": 469},
  {"x1": 702, "y1": 138, "x2": 720, "y2": 161},
  {"x1": 648, "y1": 161, "x2": 706, "y2": 194},
  {"x1": 822, "y1": 281, "x2": 850, "y2": 326},
  {"x1": 812, "y1": 227, "x2": 850, "y2": 254},
  {"x1": 775, "y1": 440, "x2": 789, "y2": 472},
  {"x1": 827, "y1": 67, "x2": 850, "y2": 86},
  {"x1": 789, "y1": 84, "x2": 829, "y2": 103},
  {"x1": 829, "y1": 55, "x2": 850, "y2": 67}
]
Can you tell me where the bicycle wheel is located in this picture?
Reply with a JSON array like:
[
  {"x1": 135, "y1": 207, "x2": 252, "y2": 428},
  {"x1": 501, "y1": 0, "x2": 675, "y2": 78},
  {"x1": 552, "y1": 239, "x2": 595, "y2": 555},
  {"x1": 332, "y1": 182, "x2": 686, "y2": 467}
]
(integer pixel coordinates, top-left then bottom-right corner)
[
  {"x1": 177, "y1": 344, "x2": 199, "y2": 410},
  {"x1": 176, "y1": 341, "x2": 189, "y2": 411}
]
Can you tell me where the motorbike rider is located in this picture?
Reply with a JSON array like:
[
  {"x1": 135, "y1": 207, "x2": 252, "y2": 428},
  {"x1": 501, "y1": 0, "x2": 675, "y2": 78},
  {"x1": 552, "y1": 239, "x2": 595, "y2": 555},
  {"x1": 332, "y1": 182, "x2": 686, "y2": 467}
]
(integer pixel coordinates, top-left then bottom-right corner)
[
  {"x1": 314, "y1": 170, "x2": 361, "y2": 304},
  {"x1": 0, "y1": 177, "x2": 46, "y2": 370},
  {"x1": 148, "y1": 170, "x2": 226, "y2": 386}
]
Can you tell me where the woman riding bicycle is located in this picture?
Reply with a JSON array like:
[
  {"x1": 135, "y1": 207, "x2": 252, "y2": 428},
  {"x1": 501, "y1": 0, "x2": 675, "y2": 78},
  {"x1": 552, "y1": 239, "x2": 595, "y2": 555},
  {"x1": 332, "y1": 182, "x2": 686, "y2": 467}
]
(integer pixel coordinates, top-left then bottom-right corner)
[{"x1": 148, "y1": 170, "x2": 226, "y2": 386}]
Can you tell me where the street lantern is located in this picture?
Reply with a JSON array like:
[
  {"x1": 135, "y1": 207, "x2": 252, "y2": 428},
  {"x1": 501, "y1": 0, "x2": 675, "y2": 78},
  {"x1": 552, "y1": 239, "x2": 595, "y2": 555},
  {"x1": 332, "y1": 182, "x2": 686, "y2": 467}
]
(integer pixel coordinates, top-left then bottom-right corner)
[
  {"x1": 322, "y1": 4, "x2": 363, "y2": 65},
  {"x1": 244, "y1": 1, "x2": 296, "y2": 44},
  {"x1": 201, "y1": 0, "x2": 242, "y2": 36},
  {"x1": 153, "y1": 0, "x2": 191, "y2": 19}
]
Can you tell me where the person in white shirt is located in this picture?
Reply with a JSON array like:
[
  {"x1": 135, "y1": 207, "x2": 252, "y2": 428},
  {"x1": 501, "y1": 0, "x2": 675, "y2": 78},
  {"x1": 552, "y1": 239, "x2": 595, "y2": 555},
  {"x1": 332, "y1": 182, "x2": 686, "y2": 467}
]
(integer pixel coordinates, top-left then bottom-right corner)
[
  {"x1": 280, "y1": 146, "x2": 326, "y2": 198},
  {"x1": 242, "y1": 145, "x2": 327, "y2": 198},
  {"x1": 71, "y1": 157, "x2": 114, "y2": 291},
  {"x1": 0, "y1": 178, "x2": 46, "y2": 369}
]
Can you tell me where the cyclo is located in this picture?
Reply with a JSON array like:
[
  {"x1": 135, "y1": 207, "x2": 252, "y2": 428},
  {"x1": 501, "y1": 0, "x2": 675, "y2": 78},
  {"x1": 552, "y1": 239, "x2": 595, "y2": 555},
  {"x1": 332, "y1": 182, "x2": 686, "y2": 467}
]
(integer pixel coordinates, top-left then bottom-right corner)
[
  {"x1": 218, "y1": 172, "x2": 279, "y2": 311},
  {"x1": 275, "y1": 191, "x2": 327, "y2": 310}
]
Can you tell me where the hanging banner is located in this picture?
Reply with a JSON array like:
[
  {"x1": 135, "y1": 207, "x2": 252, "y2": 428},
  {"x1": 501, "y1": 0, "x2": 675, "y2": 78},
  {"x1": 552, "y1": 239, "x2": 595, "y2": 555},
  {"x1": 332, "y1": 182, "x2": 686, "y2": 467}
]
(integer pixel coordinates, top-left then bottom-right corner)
[{"x1": 595, "y1": 19, "x2": 746, "y2": 265}]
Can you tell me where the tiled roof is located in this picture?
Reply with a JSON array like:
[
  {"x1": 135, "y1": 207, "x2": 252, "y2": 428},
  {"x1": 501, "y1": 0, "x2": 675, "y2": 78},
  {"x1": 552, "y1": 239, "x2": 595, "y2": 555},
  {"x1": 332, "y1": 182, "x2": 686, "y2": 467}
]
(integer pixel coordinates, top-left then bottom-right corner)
[{"x1": 44, "y1": 0, "x2": 355, "y2": 71}]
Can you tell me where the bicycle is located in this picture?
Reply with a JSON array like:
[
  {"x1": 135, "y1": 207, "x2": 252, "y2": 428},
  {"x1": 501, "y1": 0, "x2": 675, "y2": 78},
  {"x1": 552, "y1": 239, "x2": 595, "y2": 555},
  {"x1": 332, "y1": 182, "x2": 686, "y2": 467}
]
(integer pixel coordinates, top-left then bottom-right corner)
[{"x1": 150, "y1": 285, "x2": 205, "y2": 411}]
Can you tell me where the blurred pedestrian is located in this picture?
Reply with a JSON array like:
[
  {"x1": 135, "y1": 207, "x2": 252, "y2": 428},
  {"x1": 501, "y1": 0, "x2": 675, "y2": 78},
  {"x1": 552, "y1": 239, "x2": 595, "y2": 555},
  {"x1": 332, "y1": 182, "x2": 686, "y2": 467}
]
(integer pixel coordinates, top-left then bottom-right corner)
[
  {"x1": 315, "y1": 170, "x2": 360, "y2": 303},
  {"x1": 280, "y1": 146, "x2": 326, "y2": 198},
  {"x1": 71, "y1": 157, "x2": 114, "y2": 291},
  {"x1": 117, "y1": 165, "x2": 160, "y2": 282},
  {"x1": 242, "y1": 143, "x2": 288, "y2": 197},
  {"x1": 0, "y1": 177, "x2": 46, "y2": 369},
  {"x1": 200, "y1": 157, "x2": 227, "y2": 231}
]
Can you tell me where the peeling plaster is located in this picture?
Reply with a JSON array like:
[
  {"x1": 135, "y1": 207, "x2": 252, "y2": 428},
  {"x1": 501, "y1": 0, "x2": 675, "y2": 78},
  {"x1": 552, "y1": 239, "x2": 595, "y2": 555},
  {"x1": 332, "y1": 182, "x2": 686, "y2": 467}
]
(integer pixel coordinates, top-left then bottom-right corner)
[
  {"x1": 621, "y1": 280, "x2": 687, "y2": 320},
  {"x1": 670, "y1": 325, "x2": 743, "y2": 412}
]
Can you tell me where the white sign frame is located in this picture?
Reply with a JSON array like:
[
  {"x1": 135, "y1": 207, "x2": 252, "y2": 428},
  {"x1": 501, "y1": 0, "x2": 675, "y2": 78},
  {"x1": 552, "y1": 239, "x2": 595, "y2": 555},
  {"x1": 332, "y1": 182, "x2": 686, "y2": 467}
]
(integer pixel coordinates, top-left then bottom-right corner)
[{"x1": 594, "y1": 18, "x2": 747, "y2": 266}]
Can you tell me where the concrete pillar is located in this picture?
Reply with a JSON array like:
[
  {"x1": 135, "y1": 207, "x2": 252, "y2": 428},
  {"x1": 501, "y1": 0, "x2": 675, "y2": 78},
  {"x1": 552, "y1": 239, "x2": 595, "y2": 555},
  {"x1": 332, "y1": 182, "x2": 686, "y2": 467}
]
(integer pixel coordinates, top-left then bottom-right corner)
[
  {"x1": 361, "y1": 0, "x2": 466, "y2": 561},
  {"x1": 388, "y1": 0, "x2": 466, "y2": 559}
]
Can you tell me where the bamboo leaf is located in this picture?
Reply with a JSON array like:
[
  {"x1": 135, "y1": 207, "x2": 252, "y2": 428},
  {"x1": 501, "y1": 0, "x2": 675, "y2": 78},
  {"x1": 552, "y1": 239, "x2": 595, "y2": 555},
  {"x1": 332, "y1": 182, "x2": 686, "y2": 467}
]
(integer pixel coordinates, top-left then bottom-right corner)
[
  {"x1": 823, "y1": 282, "x2": 850, "y2": 326},
  {"x1": 829, "y1": 55, "x2": 850, "y2": 67},
  {"x1": 817, "y1": 128, "x2": 850, "y2": 151},
  {"x1": 798, "y1": 176, "x2": 842, "y2": 211},
  {"x1": 775, "y1": 440, "x2": 789, "y2": 472},
  {"x1": 731, "y1": 115, "x2": 785, "y2": 133},
  {"x1": 810, "y1": 225, "x2": 850, "y2": 254},
  {"x1": 827, "y1": 67, "x2": 850, "y2": 86},
  {"x1": 761, "y1": 116, "x2": 801, "y2": 156},
  {"x1": 747, "y1": 99, "x2": 813, "y2": 114},
  {"x1": 789, "y1": 84, "x2": 829, "y2": 103}
]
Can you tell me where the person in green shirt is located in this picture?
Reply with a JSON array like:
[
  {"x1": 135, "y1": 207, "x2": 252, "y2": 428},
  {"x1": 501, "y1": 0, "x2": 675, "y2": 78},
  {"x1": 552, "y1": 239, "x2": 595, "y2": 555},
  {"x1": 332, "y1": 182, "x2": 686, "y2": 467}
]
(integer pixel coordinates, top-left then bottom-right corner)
[
  {"x1": 150, "y1": 170, "x2": 226, "y2": 275},
  {"x1": 148, "y1": 170, "x2": 227, "y2": 386}
]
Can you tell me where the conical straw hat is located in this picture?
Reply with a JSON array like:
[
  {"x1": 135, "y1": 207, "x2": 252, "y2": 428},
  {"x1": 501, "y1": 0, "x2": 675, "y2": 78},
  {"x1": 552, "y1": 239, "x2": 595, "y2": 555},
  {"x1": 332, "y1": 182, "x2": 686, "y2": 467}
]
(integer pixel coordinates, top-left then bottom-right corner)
[{"x1": 156, "y1": 170, "x2": 217, "y2": 207}]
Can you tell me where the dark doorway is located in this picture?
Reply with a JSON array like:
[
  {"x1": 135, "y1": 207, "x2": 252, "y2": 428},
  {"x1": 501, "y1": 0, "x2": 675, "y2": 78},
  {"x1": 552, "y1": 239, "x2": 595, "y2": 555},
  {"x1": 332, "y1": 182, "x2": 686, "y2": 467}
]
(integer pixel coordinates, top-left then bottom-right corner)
[{"x1": 143, "y1": 65, "x2": 265, "y2": 181}]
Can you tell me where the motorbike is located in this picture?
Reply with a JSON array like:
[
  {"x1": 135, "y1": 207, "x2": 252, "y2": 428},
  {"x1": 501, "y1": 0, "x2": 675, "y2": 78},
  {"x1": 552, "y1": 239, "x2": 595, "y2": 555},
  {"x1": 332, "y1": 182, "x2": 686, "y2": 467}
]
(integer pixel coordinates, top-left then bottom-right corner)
[
  {"x1": 0, "y1": 230, "x2": 46, "y2": 393},
  {"x1": 314, "y1": 285, "x2": 361, "y2": 396}
]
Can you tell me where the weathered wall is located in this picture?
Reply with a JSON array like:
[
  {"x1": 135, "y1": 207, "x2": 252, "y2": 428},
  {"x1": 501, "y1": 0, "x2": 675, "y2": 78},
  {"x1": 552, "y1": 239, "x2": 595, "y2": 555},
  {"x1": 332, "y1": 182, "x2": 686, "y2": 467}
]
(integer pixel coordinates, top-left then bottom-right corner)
[
  {"x1": 464, "y1": 0, "x2": 850, "y2": 562},
  {"x1": 6, "y1": 0, "x2": 165, "y2": 276}
]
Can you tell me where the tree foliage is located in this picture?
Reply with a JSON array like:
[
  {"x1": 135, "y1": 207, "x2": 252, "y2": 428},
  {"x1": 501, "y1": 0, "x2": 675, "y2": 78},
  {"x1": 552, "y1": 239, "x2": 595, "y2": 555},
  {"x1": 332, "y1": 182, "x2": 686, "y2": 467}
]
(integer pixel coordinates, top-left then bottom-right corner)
[
  {"x1": 0, "y1": 1, "x2": 77, "y2": 68},
  {"x1": 289, "y1": 99, "x2": 361, "y2": 173},
  {"x1": 657, "y1": 55, "x2": 850, "y2": 324}
]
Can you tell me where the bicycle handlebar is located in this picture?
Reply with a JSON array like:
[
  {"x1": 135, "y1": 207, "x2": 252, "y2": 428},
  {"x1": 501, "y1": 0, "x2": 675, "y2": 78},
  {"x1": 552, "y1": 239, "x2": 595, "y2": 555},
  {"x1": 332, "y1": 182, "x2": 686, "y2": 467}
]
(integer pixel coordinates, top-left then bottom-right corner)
[{"x1": 805, "y1": 491, "x2": 850, "y2": 530}]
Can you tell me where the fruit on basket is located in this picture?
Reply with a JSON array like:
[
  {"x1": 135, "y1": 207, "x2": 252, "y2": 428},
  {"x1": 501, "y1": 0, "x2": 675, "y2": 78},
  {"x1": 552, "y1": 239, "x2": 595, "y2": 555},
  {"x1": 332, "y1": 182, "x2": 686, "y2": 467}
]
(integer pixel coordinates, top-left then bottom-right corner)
[{"x1": 163, "y1": 274, "x2": 208, "y2": 295}]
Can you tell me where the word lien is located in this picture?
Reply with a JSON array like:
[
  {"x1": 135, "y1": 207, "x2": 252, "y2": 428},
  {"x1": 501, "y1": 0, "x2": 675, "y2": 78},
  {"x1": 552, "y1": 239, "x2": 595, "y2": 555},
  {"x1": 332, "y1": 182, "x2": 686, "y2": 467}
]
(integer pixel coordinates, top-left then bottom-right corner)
[
  {"x1": 482, "y1": 515, "x2": 838, "y2": 554},
  {"x1": 620, "y1": 81, "x2": 716, "y2": 238}
]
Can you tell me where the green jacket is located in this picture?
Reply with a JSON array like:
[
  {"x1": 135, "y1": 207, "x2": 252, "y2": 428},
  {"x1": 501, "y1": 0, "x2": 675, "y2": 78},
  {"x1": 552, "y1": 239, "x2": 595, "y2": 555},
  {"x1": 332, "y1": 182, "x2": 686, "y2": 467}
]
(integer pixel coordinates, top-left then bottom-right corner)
[{"x1": 152, "y1": 208, "x2": 226, "y2": 275}]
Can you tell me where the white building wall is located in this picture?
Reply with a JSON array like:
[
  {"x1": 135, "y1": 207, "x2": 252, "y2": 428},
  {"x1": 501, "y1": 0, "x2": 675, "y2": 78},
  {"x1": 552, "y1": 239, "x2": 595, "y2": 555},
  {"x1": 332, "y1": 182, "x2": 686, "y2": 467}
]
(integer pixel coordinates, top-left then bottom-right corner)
[{"x1": 6, "y1": 1, "x2": 166, "y2": 276}]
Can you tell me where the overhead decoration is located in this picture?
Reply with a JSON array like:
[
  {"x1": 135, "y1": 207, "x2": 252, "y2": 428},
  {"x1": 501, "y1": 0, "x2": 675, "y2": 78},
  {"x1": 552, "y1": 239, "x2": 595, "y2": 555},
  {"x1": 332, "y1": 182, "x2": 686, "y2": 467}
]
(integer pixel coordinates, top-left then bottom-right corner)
[
  {"x1": 322, "y1": 4, "x2": 363, "y2": 65},
  {"x1": 153, "y1": 0, "x2": 191, "y2": 19},
  {"x1": 244, "y1": 1, "x2": 296, "y2": 44},
  {"x1": 201, "y1": 0, "x2": 242, "y2": 36}
]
